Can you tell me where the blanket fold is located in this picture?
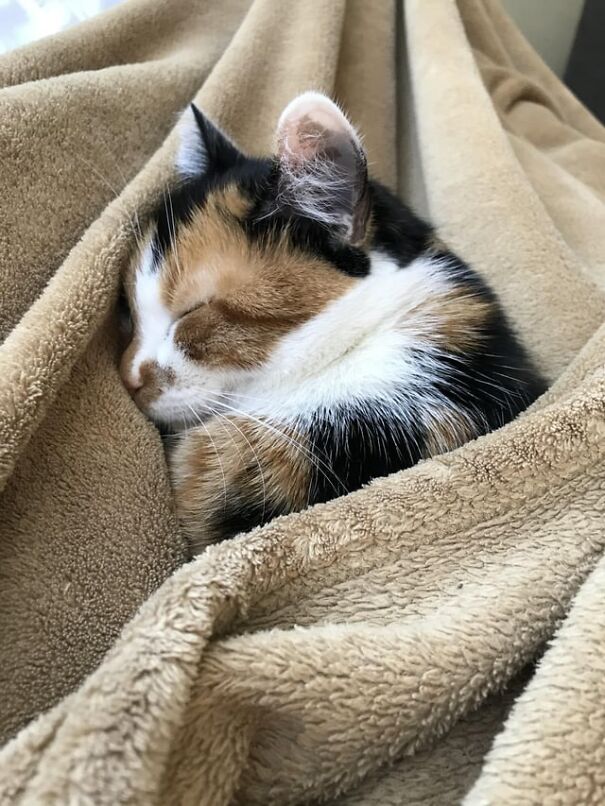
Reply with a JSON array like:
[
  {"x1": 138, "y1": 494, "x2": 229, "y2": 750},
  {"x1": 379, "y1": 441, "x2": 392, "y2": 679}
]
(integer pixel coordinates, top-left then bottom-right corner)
[{"x1": 1, "y1": 0, "x2": 604, "y2": 803}]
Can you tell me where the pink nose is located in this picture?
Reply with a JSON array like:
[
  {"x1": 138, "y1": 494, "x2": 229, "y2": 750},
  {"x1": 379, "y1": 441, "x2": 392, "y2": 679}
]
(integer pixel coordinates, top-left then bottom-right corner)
[
  {"x1": 119, "y1": 351, "x2": 143, "y2": 395},
  {"x1": 123, "y1": 374, "x2": 143, "y2": 395}
]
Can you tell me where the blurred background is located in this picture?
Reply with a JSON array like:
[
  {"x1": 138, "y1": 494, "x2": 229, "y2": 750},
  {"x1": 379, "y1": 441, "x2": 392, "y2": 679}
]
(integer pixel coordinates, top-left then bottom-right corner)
[
  {"x1": 0, "y1": 0, "x2": 602, "y2": 121},
  {"x1": 0, "y1": 0, "x2": 121, "y2": 54}
]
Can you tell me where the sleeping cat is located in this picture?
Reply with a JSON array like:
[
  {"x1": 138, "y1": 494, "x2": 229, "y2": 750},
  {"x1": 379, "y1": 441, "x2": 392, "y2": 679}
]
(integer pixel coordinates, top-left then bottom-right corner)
[{"x1": 120, "y1": 92, "x2": 544, "y2": 552}]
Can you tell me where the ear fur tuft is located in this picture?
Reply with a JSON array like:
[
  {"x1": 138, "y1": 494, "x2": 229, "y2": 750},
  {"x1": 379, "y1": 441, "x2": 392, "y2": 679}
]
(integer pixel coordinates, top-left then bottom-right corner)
[
  {"x1": 275, "y1": 92, "x2": 369, "y2": 243},
  {"x1": 176, "y1": 103, "x2": 242, "y2": 179}
]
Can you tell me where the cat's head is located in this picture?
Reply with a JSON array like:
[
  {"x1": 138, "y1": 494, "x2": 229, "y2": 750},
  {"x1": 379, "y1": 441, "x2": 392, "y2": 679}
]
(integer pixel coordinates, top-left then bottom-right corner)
[{"x1": 120, "y1": 92, "x2": 373, "y2": 428}]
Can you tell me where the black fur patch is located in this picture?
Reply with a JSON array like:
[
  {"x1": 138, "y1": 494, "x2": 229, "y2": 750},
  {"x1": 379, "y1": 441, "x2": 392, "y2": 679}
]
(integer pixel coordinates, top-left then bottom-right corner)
[
  {"x1": 149, "y1": 105, "x2": 546, "y2": 542},
  {"x1": 211, "y1": 493, "x2": 288, "y2": 543}
]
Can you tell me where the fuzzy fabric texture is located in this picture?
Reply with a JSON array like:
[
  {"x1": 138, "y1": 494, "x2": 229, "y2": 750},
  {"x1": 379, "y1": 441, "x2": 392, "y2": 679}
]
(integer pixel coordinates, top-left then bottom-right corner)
[{"x1": 1, "y1": 0, "x2": 604, "y2": 803}]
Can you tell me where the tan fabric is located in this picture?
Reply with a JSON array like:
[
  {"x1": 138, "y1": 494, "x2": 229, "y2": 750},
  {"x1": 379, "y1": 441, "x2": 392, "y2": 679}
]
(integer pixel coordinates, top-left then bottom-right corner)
[{"x1": 1, "y1": 0, "x2": 604, "y2": 803}]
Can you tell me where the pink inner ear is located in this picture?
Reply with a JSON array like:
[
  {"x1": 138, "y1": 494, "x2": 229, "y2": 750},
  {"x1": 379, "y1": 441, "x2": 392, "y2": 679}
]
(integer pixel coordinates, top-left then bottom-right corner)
[
  {"x1": 276, "y1": 93, "x2": 359, "y2": 167},
  {"x1": 279, "y1": 116, "x2": 329, "y2": 166},
  {"x1": 274, "y1": 92, "x2": 369, "y2": 242}
]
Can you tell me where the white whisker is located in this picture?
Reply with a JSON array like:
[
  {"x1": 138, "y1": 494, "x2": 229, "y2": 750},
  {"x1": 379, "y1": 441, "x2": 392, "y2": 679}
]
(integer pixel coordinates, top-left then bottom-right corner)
[
  {"x1": 185, "y1": 404, "x2": 228, "y2": 511},
  {"x1": 203, "y1": 394, "x2": 347, "y2": 499},
  {"x1": 206, "y1": 405, "x2": 269, "y2": 525}
]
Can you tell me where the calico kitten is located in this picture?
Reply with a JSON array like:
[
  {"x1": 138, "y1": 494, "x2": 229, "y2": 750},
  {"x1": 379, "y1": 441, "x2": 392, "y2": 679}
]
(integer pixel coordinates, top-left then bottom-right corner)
[{"x1": 120, "y1": 92, "x2": 544, "y2": 552}]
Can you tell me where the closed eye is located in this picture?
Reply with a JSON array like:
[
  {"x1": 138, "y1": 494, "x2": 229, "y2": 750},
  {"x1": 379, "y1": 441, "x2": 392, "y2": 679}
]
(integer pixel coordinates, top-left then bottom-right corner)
[
  {"x1": 176, "y1": 298, "x2": 212, "y2": 320},
  {"x1": 179, "y1": 304, "x2": 201, "y2": 318},
  {"x1": 168, "y1": 303, "x2": 203, "y2": 339},
  {"x1": 163, "y1": 305, "x2": 198, "y2": 340}
]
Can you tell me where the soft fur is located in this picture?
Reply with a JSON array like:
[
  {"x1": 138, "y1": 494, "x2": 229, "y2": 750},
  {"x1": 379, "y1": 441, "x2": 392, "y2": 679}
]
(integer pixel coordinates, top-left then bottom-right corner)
[
  {"x1": 120, "y1": 92, "x2": 544, "y2": 550},
  {"x1": 5, "y1": 1, "x2": 605, "y2": 803}
]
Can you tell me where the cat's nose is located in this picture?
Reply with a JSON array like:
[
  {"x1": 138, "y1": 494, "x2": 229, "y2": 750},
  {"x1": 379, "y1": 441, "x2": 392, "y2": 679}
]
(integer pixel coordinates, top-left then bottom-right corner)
[
  {"x1": 123, "y1": 373, "x2": 143, "y2": 395},
  {"x1": 119, "y1": 351, "x2": 143, "y2": 396}
]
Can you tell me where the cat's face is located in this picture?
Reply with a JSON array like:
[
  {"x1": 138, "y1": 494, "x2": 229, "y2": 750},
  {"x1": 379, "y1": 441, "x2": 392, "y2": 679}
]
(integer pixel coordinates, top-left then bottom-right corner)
[{"x1": 120, "y1": 93, "x2": 371, "y2": 428}]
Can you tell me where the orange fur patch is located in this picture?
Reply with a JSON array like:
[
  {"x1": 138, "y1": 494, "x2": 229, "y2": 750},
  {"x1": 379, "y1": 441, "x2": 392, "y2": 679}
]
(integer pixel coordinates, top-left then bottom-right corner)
[
  {"x1": 134, "y1": 361, "x2": 175, "y2": 408},
  {"x1": 423, "y1": 407, "x2": 477, "y2": 457},
  {"x1": 437, "y1": 290, "x2": 494, "y2": 352},
  {"x1": 119, "y1": 337, "x2": 173, "y2": 403},
  {"x1": 158, "y1": 184, "x2": 355, "y2": 368},
  {"x1": 425, "y1": 285, "x2": 494, "y2": 353},
  {"x1": 169, "y1": 415, "x2": 311, "y2": 547}
]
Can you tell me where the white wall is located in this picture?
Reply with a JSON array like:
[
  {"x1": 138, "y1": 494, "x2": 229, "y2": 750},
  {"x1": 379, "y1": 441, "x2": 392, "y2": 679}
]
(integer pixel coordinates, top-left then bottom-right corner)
[{"x1": 502, "y1": 0, "x2": 585, "y2": 76}]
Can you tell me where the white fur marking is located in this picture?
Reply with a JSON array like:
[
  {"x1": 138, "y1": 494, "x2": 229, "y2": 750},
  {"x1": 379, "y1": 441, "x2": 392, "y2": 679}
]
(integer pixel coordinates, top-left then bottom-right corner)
[
  {"x1": 242, "y1": 253, "x2": 452, "y2": 421},
  {"x1": 131, "y1": 242, "x2": 173, "y2": 385},
  {"x1": 176, "y1": 105, "x2": 207, "y2": 178},
  {"x1": 137, "y1": 248, "x2": 466, "y2": 439}
]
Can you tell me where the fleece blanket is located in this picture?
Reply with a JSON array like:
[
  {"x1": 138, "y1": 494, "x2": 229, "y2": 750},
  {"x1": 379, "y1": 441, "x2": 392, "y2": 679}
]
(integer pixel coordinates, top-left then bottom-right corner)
[{"x1": 1, "y1": 0, "x2": 605, "y2": 802}]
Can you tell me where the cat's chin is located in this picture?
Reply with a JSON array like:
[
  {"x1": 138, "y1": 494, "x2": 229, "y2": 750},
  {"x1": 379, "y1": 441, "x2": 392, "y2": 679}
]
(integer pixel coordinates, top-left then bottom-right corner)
[{"x1": 146, "y1": 404, "x2": 215, "y2": 435}]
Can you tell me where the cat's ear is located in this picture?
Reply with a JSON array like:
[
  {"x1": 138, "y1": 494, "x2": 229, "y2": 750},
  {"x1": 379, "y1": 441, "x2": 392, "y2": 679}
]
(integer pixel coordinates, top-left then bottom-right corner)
[
  {"x1": 176, "y1": 103, "x2": 242, "y2": 178},
  {"x1": 275, "y1": 92, "x2": 370, "y2": 244}
]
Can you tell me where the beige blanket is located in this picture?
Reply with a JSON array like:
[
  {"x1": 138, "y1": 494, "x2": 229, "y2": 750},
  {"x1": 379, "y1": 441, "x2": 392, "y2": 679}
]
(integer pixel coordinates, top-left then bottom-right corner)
[{"x1": 1, "y1": 0, "x2": 605, "y2": 803}]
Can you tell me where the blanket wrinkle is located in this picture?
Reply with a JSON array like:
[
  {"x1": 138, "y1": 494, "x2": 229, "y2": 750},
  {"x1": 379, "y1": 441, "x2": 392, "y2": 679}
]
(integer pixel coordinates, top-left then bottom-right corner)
[{"x1": 1, "y1": 0, "x2": 605, "y2": 804}]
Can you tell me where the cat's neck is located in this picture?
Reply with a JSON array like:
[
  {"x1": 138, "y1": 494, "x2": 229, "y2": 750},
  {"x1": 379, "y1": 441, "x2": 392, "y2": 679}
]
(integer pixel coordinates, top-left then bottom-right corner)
[{"x1": 233, "y1": 251, "x2": 448, "y2": 425}]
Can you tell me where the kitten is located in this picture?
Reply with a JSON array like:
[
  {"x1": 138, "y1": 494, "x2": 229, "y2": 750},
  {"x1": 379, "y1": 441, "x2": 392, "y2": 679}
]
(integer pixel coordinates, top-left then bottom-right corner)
[{"x1": 120, "y1": 92, "x2": 544, "y2": 552}]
